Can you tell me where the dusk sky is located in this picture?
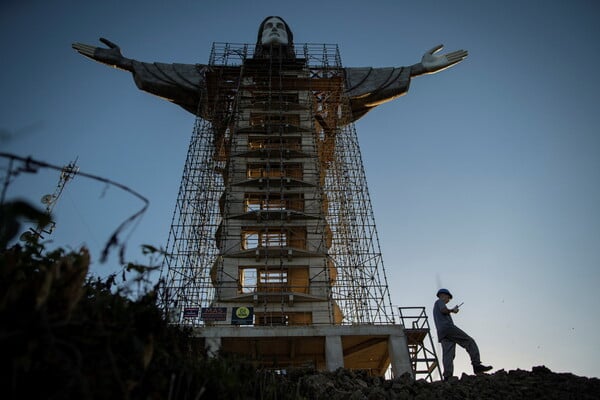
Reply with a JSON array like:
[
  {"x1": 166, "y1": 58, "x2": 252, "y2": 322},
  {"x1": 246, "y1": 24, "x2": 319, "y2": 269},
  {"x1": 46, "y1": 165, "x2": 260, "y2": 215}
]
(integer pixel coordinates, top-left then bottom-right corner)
[{"x1": 2, "y1": 1, "x2": 599, "y2": 379}]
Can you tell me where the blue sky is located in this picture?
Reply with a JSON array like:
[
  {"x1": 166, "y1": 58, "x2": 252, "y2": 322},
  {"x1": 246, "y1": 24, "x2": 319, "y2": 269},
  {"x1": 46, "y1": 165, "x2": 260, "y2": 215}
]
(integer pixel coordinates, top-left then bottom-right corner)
[{"x1": 2, "y1": 0, "x2": 599, "y2": 378}]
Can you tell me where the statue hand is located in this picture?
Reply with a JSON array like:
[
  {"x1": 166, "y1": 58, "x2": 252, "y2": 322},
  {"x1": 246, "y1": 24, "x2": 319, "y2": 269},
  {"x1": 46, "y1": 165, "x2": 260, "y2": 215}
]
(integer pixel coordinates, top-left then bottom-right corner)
[
  {"x1": 72, "y1": 38, "x2": 132, "y2": 71},
  {"x1": 421, "y1": 44, "x2": 468, "y2": 74}
]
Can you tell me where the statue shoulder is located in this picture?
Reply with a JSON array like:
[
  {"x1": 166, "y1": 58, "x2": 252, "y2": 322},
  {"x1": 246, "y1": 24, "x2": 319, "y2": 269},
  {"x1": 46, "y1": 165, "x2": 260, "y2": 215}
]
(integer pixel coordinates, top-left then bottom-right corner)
[
  {"x1": 345, "y1": 66, "x2": 411, "y2": 97},
  {"x1": 132, "y1": 61, "x2": 208, "y2": 91}
]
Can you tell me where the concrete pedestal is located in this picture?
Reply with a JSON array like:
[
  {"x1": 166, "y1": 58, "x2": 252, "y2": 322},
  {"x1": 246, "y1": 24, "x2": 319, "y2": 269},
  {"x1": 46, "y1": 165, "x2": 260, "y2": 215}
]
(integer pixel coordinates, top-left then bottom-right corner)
[{"x1": 193, "y1": 324, "x2": 412, "y2": 377}]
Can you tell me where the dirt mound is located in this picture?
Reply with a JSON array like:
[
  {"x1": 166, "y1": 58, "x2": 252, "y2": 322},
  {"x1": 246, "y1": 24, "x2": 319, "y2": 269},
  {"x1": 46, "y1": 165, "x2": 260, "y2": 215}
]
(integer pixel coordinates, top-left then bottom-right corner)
[{"x1": 286, "y1": 366, "x2": 600, "y2": 400}]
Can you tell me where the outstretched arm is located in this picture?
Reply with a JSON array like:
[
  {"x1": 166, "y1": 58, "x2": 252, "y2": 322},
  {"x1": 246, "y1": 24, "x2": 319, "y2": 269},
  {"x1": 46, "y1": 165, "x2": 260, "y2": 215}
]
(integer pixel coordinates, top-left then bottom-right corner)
[
  {"x1": 72, "y1": 37, "x2": 208, "y2": 116},
  {"x1": 411, "y1": 44, "x2": 468, "y2": 77},
  {"x1": 72, "y1": 38, "x2": 133, "y2": 71},
  {"x1": 345, "y1": 44, "x2": 467, "y2": 121}
]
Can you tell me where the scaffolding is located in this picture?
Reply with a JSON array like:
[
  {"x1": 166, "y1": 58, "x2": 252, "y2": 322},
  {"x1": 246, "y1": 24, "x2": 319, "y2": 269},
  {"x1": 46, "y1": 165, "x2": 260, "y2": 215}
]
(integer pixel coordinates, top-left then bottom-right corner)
[
  {"x1": 398, "y1": 307, "x2": 442, "y2": 382},
  {"x1": 159, "y1": 43, "x2": 394, "y2": 328}
]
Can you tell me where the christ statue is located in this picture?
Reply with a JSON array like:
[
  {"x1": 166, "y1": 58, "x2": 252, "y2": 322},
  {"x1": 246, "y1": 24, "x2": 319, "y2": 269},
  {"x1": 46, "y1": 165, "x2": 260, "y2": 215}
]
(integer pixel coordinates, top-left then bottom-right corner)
[{"x1": 72, "y1": 16, "x2": 469, "y2": 374}]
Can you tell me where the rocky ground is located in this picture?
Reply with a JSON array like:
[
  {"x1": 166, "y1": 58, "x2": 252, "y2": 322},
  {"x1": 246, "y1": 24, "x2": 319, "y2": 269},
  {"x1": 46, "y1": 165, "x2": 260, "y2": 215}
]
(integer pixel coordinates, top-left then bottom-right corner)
[{"x1": 281, "y1": 366, "x2": 600, "y2": 400}]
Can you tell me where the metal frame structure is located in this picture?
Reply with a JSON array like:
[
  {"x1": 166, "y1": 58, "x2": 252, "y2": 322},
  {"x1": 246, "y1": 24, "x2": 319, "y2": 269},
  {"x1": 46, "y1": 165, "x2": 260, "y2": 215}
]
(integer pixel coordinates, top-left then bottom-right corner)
[
  {"x1": 398, "y1": 306, "x2": 442, "y2": 381},
  {"x1": 159, "y1": 43, "x2": 394, "y2": 328}
]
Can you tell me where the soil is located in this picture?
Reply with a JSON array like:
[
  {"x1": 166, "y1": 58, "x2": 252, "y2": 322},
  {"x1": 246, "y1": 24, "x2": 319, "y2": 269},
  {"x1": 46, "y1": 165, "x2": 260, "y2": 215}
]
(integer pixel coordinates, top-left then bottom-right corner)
[{"x1": 284, "y1": 365, "x2": 600, "y2": 400}]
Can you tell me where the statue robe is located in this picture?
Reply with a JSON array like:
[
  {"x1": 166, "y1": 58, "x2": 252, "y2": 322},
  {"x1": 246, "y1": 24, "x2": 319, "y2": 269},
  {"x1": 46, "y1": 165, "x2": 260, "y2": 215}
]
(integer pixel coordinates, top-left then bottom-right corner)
[{"x1": 129, "y1": 60, "x2": 413, "y2": 122}]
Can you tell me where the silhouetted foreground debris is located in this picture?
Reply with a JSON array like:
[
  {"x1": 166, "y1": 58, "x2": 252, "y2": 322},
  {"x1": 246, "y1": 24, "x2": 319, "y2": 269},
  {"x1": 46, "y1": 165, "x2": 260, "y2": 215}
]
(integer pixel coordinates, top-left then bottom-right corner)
[
  {"x1": 279, "y1": 366, "x2": 600, "y2": 400},
  {"x1": 1, "y1": 202, "x2": 598, "y2": 399}
]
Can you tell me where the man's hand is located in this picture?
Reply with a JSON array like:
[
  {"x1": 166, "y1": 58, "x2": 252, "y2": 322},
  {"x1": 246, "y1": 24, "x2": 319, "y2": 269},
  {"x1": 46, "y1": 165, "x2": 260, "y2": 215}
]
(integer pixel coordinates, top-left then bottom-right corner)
[
  {"x1": 451, "y1": 306, "x2": 460, "y2": 313},
  {"x1": 72, "y1": 38, "x2": 132, "y2": 71},
  {"x1": 421, "y1": 44, "x2": 468, "y2": 74}
]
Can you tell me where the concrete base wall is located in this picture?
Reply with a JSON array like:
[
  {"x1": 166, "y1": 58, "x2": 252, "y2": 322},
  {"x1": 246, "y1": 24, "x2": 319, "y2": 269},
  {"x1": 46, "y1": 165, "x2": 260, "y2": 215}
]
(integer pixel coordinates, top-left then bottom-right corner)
[{"x1": 192, "y1": 324, "x2": 413, "y2": 378}]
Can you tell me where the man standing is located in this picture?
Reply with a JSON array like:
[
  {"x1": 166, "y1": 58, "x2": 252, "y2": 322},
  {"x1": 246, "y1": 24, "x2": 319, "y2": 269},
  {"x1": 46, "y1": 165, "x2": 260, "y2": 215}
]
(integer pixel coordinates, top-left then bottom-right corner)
[{"x1": 433, "y1": 288, "x2": 492, "y2": 380}]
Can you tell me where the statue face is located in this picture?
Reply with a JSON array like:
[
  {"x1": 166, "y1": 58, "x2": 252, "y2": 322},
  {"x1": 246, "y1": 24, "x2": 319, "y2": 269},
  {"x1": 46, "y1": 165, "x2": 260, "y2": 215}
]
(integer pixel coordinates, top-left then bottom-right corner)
[{"x1": 261, "y1": 17, "x2": 288, "y2": 45}]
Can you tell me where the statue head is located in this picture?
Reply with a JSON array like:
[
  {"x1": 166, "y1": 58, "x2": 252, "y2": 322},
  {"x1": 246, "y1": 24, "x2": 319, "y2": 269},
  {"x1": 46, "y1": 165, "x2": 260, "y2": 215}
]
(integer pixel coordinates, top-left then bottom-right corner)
[
  {"x1": 254, "y1": 16, "x2": 295, "y2": 59},
  {"x1": 260, "y1": 16, "x2": 290, "y2": 46}
]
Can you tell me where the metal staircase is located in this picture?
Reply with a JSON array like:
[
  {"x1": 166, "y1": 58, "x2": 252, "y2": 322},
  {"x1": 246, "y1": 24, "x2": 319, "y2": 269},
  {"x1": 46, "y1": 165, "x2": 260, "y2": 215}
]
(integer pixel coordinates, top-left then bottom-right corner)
[{"x1": 398, "y1": 307, "x2": 442, "y2": 381}]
